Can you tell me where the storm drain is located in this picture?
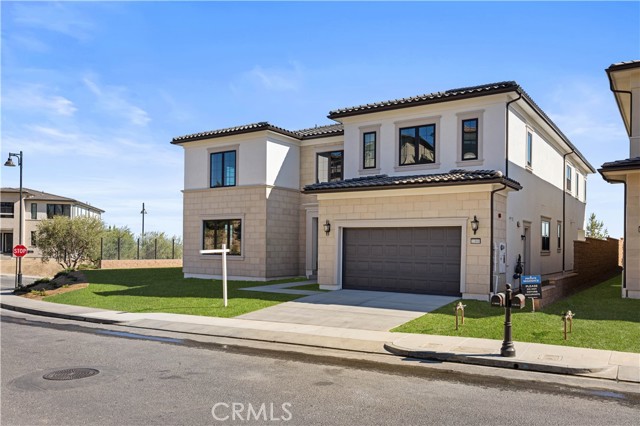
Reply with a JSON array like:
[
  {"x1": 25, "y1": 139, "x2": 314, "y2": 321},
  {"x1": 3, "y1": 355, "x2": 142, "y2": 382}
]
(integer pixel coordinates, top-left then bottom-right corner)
[{"x1": 43, "y1": 368, "x2": 100, "y2": 381}]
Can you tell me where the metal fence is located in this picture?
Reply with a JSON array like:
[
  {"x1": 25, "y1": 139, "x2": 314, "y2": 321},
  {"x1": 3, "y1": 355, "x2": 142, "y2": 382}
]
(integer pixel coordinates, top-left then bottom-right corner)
[{"x1": 100, "y1": 236, "x2": 182, "y2": 260}]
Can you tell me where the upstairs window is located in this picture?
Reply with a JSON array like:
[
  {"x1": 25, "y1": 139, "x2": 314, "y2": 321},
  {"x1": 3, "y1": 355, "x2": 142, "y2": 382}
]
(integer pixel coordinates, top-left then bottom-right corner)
[
  {"x1": 203, "y1": 219, "x2": 242, "y2": 255},
  {"x1": 363, "y1": 132, "x2": 376, "y2": 169},
  {"x1": 557, "y1": 221, "x2": 562, "y2": 251},
  {"x1": 576, "y1": 173, "x2": 580, "y2": 198},
  {"x1": 1, "y1": 202, "x2": 14, "y2": 218},
  {"x1": 210, "y1": 151, "x2": 236, "y2": 188},
  {"x1": 541, "y1": 219, "x2": 550, "y2": 252},
  {"x1": 317, "y1": 151, "x2": 343, "y2": 183},
  {"x1": 565, "y1": 165, "x2": 572, "y2": 191},
  {"x1": 47, "y1": 204, "x2": 71, "y2": 218},
  {"x1": 461, "y1": 119, "x2": 478, "y2": 161},
  {"x1": 31, "y1": 203, "x2": 37, "y2": 220},
  {"x1": 399, "y1": 124, "x2": 436, "y2": 166},
  {"x1": 526, "y1": 131, "x2": 533, "y2": 167}
]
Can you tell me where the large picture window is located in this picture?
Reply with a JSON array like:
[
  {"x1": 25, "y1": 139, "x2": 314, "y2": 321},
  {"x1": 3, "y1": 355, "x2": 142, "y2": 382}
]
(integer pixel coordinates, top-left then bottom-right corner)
[
  {"x1": 541, "y1": 219, "x2": 550, "y2": 252},
  {"x1": 203, "y1": 219, "x2": 242, "y2": 255},
  {"x1": 461, "y1": 119, "x2": 478, "y2": 161},
  {"x1": 317, "y1": 151, "x2": 343, "y2": 183},
  {"x1": 363, "y1": 132, "x2": 376, "y2": 169},
  {"x1": 210, "y1": 151, "x2": 237, "y2": 188},
  {"x1": 47, "y1": 204, "x2": 71, "y2": 218},
  {"x1": 399, "y1": 124, "x2": 435, "y2": 166}
]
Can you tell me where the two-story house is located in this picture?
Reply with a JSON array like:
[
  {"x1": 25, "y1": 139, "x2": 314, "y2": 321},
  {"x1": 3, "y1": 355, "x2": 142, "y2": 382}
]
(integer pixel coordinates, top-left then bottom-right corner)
[
  {"x1": 173, "y1": 81, "x2": 594, "y2": 300},
  {"x1": 599, "y1": 60, "x2": 640, "y2": 299},
  {"x1": 0, "y1": 188, "x2": 104, "y2": 256}
]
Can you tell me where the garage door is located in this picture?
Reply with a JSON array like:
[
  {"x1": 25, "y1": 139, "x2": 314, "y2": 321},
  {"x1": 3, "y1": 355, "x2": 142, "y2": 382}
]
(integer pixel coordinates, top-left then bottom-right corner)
[{"x1": 342, "y1": 227, "x2": 461, "y2": 295}]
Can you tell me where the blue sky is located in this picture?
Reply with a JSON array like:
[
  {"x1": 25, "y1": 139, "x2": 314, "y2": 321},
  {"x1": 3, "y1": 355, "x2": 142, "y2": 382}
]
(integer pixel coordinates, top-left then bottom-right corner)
[{"x1": 1, "y1": 1, "x2": 638, "y2": 238}]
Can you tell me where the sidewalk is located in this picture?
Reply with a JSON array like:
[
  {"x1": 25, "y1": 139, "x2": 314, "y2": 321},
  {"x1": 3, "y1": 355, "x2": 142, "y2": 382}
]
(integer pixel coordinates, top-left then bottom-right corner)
[{"x1": 1, "y1": 290, "x2": 638, "y2": 384}]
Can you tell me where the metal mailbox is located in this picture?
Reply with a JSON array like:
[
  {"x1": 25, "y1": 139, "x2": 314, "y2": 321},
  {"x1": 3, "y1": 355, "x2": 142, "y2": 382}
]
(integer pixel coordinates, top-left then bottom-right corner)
[
  {"x1": 511, "y1": 294, "x2": 526, "y2": 309},
  {"x1": 491, "y1": 293, "x2": 505, "y2": 307}
]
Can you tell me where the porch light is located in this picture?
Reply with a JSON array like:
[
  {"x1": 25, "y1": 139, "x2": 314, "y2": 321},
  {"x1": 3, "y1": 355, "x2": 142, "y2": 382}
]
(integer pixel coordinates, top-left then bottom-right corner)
[
  {"x1": 323, "y1": 220, "x2": 331, "y2": 236},
  {"x1": 471, "y1": 216, "x2": 479, "y2": 235}
]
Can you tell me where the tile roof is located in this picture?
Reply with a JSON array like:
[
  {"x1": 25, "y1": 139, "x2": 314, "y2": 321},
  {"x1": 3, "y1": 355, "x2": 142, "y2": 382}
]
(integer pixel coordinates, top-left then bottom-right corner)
[
  {"x1": 0, "y1": 187, "x2": 104, "y2": 212},
  {"x1": 599, "y1": 157, "x2": 640, "y2": 171},
  {"x1": 303, "y1": 169, "x2": 522, "y2": 194},
  {"x1": 295, "y1": 123, "x2": 344, "y2": 139},
  {"x1": 328, "y1": 81, "x2": 519, "y2": 118},
  {"x1": 171, "y1": 122, "x2": 301, "y2": 144},
  {"x1": 606, "y1": 60, "x2": 640, "y2": 72}
]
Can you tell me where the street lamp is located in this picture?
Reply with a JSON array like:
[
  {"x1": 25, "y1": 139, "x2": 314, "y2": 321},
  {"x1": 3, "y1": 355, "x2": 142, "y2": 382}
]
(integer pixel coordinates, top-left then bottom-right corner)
[
  {"x1": 4, "y1": 151, "x2": 24, "y2": 289},
  {"x1": 140, "y1": 202, "x2": 147, "y2": 236}
]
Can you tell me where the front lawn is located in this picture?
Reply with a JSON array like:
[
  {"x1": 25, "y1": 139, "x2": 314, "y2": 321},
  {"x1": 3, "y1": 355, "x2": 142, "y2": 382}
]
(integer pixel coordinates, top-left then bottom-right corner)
[
  {"x1": 44, "y1": 268, "x2": 307, "y2": 318},
  {"x1": 392, "y1": 275, "x2": 640, "y2": 353}
]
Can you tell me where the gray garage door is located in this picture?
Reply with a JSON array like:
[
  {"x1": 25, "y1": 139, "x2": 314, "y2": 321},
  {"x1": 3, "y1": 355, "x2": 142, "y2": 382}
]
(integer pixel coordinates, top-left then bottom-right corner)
[{"x1": 343, "y1": 227, "x2": 461, "y2": 295}]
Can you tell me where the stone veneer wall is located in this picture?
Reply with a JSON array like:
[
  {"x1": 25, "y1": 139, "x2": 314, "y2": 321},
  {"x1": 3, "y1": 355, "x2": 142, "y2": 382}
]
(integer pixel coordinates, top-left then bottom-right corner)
[
  {"x1": 626, "y1": 174, "x2": 640, "y2": 298},
  {"x1": 183, "y1": 186, "x2": 268, "y2": 279},
  {"x1": 317, "y1": 190, "x2": 502, "y2": 298},
  {"x1": 265, "y1": 187, "x2": 301, "y2": 277}
]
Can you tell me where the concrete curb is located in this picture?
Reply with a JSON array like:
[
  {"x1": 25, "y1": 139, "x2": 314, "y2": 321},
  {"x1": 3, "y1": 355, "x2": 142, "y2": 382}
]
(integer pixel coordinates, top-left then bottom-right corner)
[
  {"x1": 0, "y1": 302, "x2": 121, "y2": 325},
  {"x1": 383, "y1": 343, "x2": 612, "y2": 375}
]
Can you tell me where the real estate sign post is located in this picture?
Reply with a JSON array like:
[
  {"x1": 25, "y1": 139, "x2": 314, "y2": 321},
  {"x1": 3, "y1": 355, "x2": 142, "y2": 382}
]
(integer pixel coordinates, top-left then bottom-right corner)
[{"x1": 199, "y1": 244, "x2": 230, "y2": 307}]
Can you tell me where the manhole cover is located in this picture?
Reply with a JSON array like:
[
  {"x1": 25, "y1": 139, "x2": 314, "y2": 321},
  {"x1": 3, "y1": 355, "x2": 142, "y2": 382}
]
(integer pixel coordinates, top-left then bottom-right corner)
[{"x1": 43, "y1": 368, "x2": 100, "y2": 381}]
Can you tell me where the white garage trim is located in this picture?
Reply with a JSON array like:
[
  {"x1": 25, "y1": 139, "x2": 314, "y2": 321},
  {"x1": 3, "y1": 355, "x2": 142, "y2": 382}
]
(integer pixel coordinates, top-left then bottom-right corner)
[{"x1": 330, "y1": 217, "x2": 468, "y2": 294}]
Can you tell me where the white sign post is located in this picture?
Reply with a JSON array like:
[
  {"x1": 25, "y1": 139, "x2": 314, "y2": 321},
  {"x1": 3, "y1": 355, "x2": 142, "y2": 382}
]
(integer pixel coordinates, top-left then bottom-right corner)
[{"x1": 199, "y1": 244, "x2": 230, "y2": 307}]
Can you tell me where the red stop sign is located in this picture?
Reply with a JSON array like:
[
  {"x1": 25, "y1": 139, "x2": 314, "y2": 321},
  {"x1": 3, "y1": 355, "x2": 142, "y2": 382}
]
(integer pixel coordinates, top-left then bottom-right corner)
[{"x1": 13, "y1": 245, "x2": 28, "y2": 257}]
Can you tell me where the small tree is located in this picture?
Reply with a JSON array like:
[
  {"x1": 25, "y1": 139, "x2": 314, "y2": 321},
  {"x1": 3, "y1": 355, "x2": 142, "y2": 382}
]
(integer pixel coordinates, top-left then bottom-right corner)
[
  {"x1": 139, "y1": 231, "x2": 182, "y2": 259},
  {"x1": 585, "y1": 213, "x2": 609, "y2": 240},
  {"x1": 102, "y1": 225, "x2": 137, "y2": 259},
  {"x1": 36, "y1": 216, "x2": 105, "y2": 270}
]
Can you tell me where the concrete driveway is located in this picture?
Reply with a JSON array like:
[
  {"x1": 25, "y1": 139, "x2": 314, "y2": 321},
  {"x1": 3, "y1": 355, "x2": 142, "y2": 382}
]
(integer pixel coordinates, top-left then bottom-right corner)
[{"x1": 236, "y1": 289, "x2": 458, "y2": 331}]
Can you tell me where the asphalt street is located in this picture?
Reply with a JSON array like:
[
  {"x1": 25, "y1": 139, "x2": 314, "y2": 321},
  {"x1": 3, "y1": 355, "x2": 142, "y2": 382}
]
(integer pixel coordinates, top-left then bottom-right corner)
[
  {"x1": 1, "y1": 311, "x2": 638, "y2": 426},
  {"x1": 0, "y1": 274, "x2": 37, "y2": 291}
]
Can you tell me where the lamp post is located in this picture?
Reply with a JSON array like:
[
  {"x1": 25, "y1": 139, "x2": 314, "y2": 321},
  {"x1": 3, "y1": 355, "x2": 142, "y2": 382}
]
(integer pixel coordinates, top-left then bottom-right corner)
[
  {"x1": 4, "y1": 151, "x2": 24, "y2": 289},
  {"x1": 140, "y1": 202, "x2": 147, "y2": 236}
]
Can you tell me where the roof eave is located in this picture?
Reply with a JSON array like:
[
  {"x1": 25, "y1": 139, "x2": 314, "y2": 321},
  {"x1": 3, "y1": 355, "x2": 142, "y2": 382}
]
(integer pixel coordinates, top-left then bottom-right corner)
[
  {"x1": 303, "y1": 178, "x2": 521, "y2": 195},
  {"x1": 171, "y1": 125, "x2": 301, "y2": 145}
]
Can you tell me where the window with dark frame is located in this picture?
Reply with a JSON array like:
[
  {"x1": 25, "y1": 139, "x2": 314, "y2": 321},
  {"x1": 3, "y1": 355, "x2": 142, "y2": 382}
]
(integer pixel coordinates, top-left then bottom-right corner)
[
  {"x1": 576, "y1": 173, "x2": 580, "y2": 197},
  {"x1": 210, "y1": 150, "x2": 237, "y2": 188},
  {"x1": 31, "y1": 203, "x2": 37, "y2": 220},
  {"x1": 202, "y1": 219, "x2": 242, "y2": 255},
  {"x1": 317, "y1": 151, "x2": 343, "y2": 183},
  {"x1": 1, "y1": 202, "x2": 14, "y2": 218},
  {"x1": 557, "y1": 222, "x2": 562, "y2": 251},
  {"x1": 461, "y1": 119, "x2": 478, "y2": 160},
  {"x1": 46, "y1": 204, "x2": 71, "y2": 218},
  {"x1": 541, "y1": 219, "x2": 550, "y2": 252},
  {"x1": 399, "y1": 124, "x2": 436, "y2": 166},
  {"x1": 363, "y1": 132, "x2": 376, "y2": 169},
  {"x1": 526, "y1": 131, "x2": 533, "y2": 167},
  {"x1": 566, "y1": 165, "x2": 572, "y2": 191},
  {"x1": 31, "y1": 231, "x2": 37, "y2": 247}
]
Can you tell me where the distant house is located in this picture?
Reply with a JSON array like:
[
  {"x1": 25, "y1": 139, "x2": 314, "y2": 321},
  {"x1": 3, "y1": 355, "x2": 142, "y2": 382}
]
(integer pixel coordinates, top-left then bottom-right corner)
[
  {"x1": 0, "y1": 188, "x2": 104, "y2": 256},
  {"x1": 599, "y1": 60, "x2": 640, "y2": 299},
  {"x1": 173, "y1": 81, "x2": 594, "y2": 300}
]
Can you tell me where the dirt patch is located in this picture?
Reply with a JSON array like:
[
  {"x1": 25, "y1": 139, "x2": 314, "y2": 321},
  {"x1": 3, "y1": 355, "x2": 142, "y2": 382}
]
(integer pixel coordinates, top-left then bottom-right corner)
[{"x1": 18, "y1": 271, "x2": 89, "y2": 300}]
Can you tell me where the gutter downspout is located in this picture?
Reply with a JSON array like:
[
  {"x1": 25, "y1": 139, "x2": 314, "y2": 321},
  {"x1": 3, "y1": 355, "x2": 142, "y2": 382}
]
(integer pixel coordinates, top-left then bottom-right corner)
[
  {"x1": 562, "y1": 150, "x2": 574, "y2": 272},
  {"x1": 490, "y1": 182, "x2": 508, "y2": 294},
  {"x1": 607, "y1": 71, "x2": 633, "y2": 139},
  {"x1": 505, "y1": 92, "x2": 523, "y2": 177}
]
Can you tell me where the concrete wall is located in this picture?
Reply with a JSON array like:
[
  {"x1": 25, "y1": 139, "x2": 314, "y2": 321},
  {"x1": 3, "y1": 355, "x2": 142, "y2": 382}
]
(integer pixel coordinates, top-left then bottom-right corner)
[
  {"x1": 316, "y1": 185, "x2": 505, "y2": 299},
  {"x1": 0, "y1": 256, "x2": 64, "y2": 278}
]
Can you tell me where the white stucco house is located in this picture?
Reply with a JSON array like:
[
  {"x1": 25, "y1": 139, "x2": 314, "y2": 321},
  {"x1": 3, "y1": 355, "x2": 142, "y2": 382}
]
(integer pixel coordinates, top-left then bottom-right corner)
[
  {"x1": 173, "y1": 81, "x2": 594, "y2": 300},
  {"x1": 0, "y1": 187, "x2": 104, "y2": 257},
  {"x1": 599, "y1": 60, "x2": 640, "y2": 299}
]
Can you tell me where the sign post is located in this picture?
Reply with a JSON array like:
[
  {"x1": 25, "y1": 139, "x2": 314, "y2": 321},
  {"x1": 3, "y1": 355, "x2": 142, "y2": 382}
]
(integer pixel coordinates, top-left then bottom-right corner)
[
  {"x1": 521, "y1": 275, "x2": 542, "y2": 312},
  {"x1": 200, "y1": 244, "x2": 230, "y2": 307},
  {"x1": 13, "y1": 245, "x2": 27, "y2": 258}
]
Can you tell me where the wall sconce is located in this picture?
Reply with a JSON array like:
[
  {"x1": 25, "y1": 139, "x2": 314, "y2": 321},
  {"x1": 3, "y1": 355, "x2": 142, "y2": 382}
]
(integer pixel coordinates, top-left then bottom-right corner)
[
  {"x1": 470, "y1": 215, "x2": 479, "y2": 235},
  {"x1": 323, "y1": 220, "x2": 331, "y2": 236}
]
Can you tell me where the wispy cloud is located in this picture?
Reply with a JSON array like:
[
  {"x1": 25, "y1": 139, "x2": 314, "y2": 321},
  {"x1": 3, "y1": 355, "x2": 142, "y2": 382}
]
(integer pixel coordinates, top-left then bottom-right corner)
[
  {"x1": 232, "y1": 61, "x2": 305, "y2": 93},
  {"x1": 83, "y1": 77, "x2": 151, "y2": 126},
  {"x1": 2, "y1": 84, "x2": 77, "y2": 116},
  {"x1": 11, "y1": 2, "x2": 95, "y2": 41}
]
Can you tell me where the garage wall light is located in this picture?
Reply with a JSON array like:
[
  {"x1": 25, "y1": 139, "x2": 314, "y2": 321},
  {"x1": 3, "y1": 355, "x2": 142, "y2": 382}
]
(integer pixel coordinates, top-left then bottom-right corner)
[
  {"x1": 471, "y1": 215, "x2": 480, "y2": 235},
  {"x1": 323, "y1": 220, "x2": 331, "y2": 236}
]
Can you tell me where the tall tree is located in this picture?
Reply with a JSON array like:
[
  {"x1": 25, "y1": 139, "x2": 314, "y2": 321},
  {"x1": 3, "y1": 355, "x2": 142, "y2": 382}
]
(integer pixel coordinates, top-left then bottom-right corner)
[
  {"x1": 585, "y1": 213, "x2": 609, "y2": 240},
  {"x1": 36, "y1": 216, "x2": 105, "y2": 270},
  {"x1": 102, "y1": 225, "x2": 137, "y2": 259}
]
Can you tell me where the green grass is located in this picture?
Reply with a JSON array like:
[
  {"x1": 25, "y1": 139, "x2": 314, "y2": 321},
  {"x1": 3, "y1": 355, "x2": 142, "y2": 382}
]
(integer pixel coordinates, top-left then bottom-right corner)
[
  {"x1": 392, "y1": 275, "x2": 640, "y2": 353},
  {"x1": 44, "y1": 268, "x2": 308, "y2": 318},
  {"x1": 288, "y1": 283, "x2": 328, "y2": 292}
]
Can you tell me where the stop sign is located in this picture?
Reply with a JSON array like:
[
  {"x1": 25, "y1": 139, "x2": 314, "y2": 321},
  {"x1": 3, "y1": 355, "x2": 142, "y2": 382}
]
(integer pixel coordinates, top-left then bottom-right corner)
[{"x1": 13, "y1": 245, "x2": 28, "y2": 257}]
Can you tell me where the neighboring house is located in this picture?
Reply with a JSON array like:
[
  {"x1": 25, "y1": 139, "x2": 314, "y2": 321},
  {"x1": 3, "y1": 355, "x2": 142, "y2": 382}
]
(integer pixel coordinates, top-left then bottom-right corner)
[
  {"x1": 173, "y1": 81, "x2": 594, "y2": 300},
  {"x1": 0, "y1": 188, "x2": 104, "y2": 256},
  {"x1": 599, "y1": 60, "x2": 640, "y2": 299}
]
